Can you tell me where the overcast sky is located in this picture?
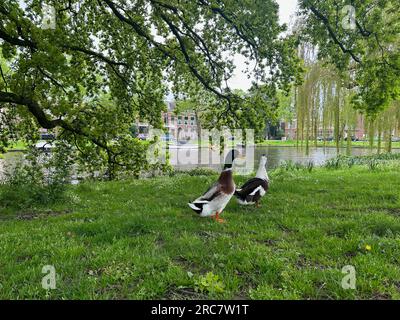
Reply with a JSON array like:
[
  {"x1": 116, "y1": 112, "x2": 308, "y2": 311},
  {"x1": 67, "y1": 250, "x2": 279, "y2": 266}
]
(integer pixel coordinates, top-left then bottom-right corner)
[{"x1": 228, "y1": 0, "x2": 299, "y2": 91}]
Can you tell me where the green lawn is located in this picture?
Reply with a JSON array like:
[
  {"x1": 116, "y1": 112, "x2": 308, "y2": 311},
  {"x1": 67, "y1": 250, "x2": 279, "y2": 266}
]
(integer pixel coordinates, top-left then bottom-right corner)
[
  {"x1": 3, "y1": 141, "x2": 27, "y2": 152},
  {"x1": 257, "y1": 139, "x2": 400, "y2": 149},
  {"x1": 0, "y1": 166, "x2": 400, "y2": 299}
]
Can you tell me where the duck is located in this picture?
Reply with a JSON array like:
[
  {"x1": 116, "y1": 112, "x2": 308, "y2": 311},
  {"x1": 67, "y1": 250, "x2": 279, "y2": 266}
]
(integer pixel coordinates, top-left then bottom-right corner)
[
  {"x1": 234, "y1": 154, "x2": 269, "y2": 207},
  {"x1": 188, "y1": 149, "x2": 240, "y2": 223}
]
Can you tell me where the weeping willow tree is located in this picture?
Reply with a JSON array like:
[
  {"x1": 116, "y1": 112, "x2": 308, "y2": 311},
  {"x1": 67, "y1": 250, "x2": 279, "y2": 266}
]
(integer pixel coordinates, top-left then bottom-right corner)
[
  {"x1": 368, "y1": 101, "x2": 400, "y2": 153},
  {"x1": 294, "y1": 44, "x2": 318, "y2": 154},
  {"x1": 293, "y1": 44, "x2": 359, "y2": 155},
  {"x1": 292, "y1": 47, "x2": 400, "y2": 155},
  {"x1": 293, "y1": 1, "x2": 400, "y2": 155},
  {"x1": 293, "y1": 56, "x2": 400, "y2": 155}
]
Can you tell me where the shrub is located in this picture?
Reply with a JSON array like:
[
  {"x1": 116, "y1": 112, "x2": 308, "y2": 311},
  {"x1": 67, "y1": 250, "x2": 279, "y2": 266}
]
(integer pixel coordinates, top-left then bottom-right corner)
[
  {"x1": 0, "y1": 144, "x2": 72, "y2": 210},
  {"x1": 170, "y1": 167, "x2": 217, "y2": 177},
  {"x1": 278, "y1": 160, "x2": 314, "y2": 172},
  {"x1": 324, "y1": 153, "x2": 400, "y2": 170}
]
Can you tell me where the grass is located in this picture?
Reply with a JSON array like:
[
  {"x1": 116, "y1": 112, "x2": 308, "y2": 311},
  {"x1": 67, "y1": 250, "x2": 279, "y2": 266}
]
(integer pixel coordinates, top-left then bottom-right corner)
[
  {"x1": 257, "y1": 139, "x2": 400, "y2": 149},
  {"x1": 0, "y1": 165, "x2": 400, "y2": 299},
  {"x1": 3, "y1": 141, "x2": 27, "y2": 152}
]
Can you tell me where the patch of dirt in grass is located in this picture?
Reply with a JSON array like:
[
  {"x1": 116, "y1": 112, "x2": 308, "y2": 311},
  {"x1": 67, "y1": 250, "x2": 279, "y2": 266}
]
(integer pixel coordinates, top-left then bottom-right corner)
[
  {"x1": 255, "y1": 239, "x2": 278, "y2": 246},
  {"x1": 325, "y1": 205, "x2": 355, "y2": 212},
  {"x1": 15, "y1": 254, "x2": 33, "y2": 262},
  {"x1": 155, "y1": 237, "x2": 165, "y2": 248},
  {"x1": 277, "y1": 224, "x2": 296, "y2": 234},
  {"x1": 173, "y1": 255, "x2": 191, "y2": 266},
  {"x1": 165, "y1": 286, "x2": 206, "y2": 300},
  {"x1": 172, "y1": 255, "x2": 206, "y2": 274},
  {"x1": 370, "y1": 207, "x2": 400, "y2": 216},
  {"x1": 371, "y1": 292, "x2": 391, "y2": 300},
  {"x1": 232, "y1": 293, "x2": 250, "y2": 300},
  {"x1": 16, "y1": 210, "x2": 72, "y2": 221},
  {"x1": 196, "y1": 230, "x2": 224, "y2": 239},
  {"x1": 296, "y1": 255, "x2": 327, "y2": 270},
  {"x1": 326, "y1": 228, "x2": 349, "y2": 238},
  {"x1": 344, "y1": 250, "x2": 358, "y2": 258},
  {"x1": 95, "y1": 283, "x2": 126, "y2": 299}
]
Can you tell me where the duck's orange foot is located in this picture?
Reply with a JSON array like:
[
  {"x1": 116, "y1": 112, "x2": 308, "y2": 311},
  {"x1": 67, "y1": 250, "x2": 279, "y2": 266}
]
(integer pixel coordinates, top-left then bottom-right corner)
[
  {"x1": 212, "y1": 212, "x2": 225, "y2": 223},
  {"x1": 216, "y1": 217, "x2": 226, "y2": 224}
]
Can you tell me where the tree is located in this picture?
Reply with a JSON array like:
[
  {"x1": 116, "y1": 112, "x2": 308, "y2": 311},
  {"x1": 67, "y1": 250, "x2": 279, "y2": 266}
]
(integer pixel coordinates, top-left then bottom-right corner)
[
  {"x1": 298, "y1": 0, "x2": 400, "y2": 116},
  {"x1": 0, "y1": 0, "x2": 301, "y2": 178}
]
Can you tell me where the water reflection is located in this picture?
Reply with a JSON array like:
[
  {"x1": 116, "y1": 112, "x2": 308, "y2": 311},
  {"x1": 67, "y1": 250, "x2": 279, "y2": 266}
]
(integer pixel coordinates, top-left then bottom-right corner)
[{"x1": 1, "y1": 146, "x2": 398, "y2": 180}]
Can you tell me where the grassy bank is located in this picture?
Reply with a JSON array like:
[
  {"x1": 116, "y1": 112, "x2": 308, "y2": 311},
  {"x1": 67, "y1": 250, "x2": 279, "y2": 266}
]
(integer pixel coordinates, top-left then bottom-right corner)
[
  {"x1": 257, "y1": 139, "x2": 400, "y2": 149},
  {"x1": 2, "y1": 141, "x2": 27, "y2": 152},
  {"x1": 0, "y1": 165, "x2": 400, "y2": 299}
]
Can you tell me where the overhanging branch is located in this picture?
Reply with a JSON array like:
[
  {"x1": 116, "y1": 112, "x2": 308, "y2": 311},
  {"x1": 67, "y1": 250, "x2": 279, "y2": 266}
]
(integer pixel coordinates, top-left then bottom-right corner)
[{"x1": 0, "y1": 91, "x2": 109, "y2": 150}]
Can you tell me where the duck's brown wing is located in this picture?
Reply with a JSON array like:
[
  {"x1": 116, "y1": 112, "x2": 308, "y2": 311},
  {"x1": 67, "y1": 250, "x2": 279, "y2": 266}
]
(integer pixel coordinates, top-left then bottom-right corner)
[{"x1": 191, "y1": 182, "x2": 222, "y2": 203}]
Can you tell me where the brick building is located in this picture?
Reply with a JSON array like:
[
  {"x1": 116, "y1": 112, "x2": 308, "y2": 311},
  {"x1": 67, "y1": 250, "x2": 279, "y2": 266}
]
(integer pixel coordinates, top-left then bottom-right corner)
[
  {"x1": 282, "y1": 115, "x2": 366, "y2": 141},
  {"x1": 137, "y1": 101, "x2": 198, "y2": 141}
]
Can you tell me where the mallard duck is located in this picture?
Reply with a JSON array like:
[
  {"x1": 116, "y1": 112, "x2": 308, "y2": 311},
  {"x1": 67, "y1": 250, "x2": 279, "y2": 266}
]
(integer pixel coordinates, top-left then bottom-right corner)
[
  {"x1": 188, "y1": 149, "x2": 240, "y2": 223},
  {"x1": 234, "y1": 154, "x2": 269, "y2": 207}
]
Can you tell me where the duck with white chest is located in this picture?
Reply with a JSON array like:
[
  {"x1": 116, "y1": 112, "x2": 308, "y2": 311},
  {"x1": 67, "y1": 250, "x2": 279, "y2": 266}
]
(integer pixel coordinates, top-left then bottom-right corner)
[
  {"x1": 188, "y1": 149, "x2": 240, "y2": 223},
  {"x1": 234, "y1": 154, "x2": 269, "y2": 207}
]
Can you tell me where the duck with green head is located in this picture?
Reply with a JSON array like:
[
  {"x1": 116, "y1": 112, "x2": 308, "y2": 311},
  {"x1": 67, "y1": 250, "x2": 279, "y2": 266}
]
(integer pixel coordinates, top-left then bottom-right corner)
[{"x1": 188, "y1": 149, "x2": 240, "y2": 223}]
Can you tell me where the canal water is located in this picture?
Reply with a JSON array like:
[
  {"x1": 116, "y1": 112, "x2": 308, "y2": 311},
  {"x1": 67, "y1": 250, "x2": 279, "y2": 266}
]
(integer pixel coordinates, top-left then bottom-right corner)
[
  {"x1": 1, "y1": 146, "x2": 398, "y2": 180},
  {"x1": 166, "y1": 145, "x2": 399, "y2": 172}
]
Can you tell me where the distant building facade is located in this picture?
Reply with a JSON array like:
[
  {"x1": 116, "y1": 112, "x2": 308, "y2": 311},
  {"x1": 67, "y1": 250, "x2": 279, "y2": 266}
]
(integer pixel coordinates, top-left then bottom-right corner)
[
  {"x1": 281, "y1": 115, "x2": 366, "y2": 141},
  {"x1": 137, "y1": 101, "x2": 198, "y2": 141}
]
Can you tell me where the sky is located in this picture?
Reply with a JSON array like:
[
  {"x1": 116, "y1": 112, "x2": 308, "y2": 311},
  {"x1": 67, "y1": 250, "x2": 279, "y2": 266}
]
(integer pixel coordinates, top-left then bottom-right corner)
[{"x1": 228, "y1": 0, "x2": 299, "y2": 91}]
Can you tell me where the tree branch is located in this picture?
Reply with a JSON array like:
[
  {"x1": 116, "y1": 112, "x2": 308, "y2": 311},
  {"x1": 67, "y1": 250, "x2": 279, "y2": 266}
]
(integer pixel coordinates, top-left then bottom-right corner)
[
  {"x1": 0, "y1": 91, "x2": 110, "y2": 150},
  {"x1": 306, "y1": 3, "x2": 362, "y2": 63},
  {"x1": 64, "y1": 45, "x2": 128, "y2": 67},
  {"x1": 0, "y1": 28, "x2": 37, "y2": 49},
  {"x1": 150, "y1": 0, "x2": 223, "y2": 79},
  {"x1": 0, "y1": 64, "x2": 8, "y2": 91},
  {"x1": 37, "y1": 67, "x2": 68, "y2": 94},
  {"x1": 197, "y1": 0, "x2": 258, "y2": 54},
  {"x1": 102, "y1": 0, "x2": 231, "y2": 103},
  {"x1": 0, "y1": 26, "x2": 128, "y2": 68}
]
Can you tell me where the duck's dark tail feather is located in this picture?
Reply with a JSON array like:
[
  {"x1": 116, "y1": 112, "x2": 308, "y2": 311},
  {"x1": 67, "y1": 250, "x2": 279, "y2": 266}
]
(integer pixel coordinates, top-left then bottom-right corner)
[{"x1": 188, "y1": 202, "x2": 203, "y2": 214}]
